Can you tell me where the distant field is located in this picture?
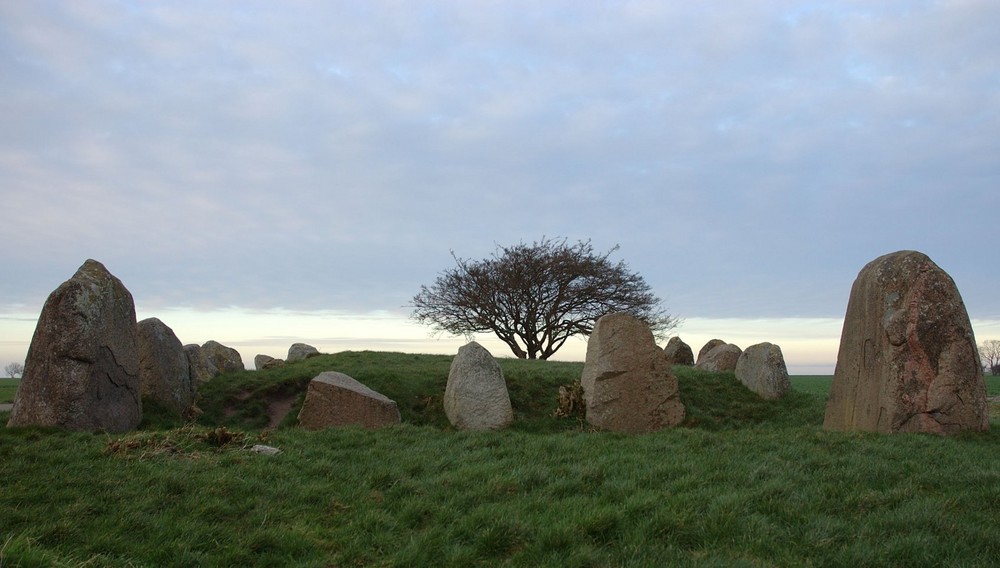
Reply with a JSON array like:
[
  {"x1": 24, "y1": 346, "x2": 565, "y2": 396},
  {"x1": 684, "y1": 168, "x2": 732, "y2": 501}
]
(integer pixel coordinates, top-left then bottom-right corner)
[
  {"x1": 788, "y1": 375, "x2": 832, "y2": 397},
  {"x1": 0, "y1": 378, "x2": 19, "y2": 403},
  {"x1": 791, "y1": 375, "x2": 1000, "y2": 399},
  {"x1": 987, "y1": 375, "x2": 1000, "y2": 397}
]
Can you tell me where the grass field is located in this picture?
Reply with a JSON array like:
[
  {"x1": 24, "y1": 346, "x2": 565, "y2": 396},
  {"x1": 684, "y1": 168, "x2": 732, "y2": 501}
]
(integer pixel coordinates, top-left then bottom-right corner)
[
  {"x1": 0, "y1": 378, "x2": 19, "y2": 404},
  {"x1": 1, "y1": 353, "x2": 998, "y2": 567}
]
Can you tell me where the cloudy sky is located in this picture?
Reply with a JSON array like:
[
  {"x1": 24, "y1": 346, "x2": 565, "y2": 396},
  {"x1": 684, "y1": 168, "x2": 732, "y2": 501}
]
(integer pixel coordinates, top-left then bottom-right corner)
[{"x1": 2, "y1": 1, "x2": 998, "y2": 373}]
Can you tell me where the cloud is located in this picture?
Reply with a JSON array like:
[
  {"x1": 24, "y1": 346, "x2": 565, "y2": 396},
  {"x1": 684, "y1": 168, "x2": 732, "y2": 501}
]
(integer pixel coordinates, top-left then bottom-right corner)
[{"x1": 0, "y1": 0, "x2": 997, "y2": 325}]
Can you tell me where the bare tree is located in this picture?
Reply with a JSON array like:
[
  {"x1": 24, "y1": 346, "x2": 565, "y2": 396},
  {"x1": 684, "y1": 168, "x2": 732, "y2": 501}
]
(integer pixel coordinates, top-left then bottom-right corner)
[
  {"x1": 979, "y1": 339, "x2": 1000, "y2": 376},
  {"x1": 4, "y1": 362, "x2": 24, "y2": 379},
  {"x1": 411, "y1": 238, "x2": 677, "y2": 360}
]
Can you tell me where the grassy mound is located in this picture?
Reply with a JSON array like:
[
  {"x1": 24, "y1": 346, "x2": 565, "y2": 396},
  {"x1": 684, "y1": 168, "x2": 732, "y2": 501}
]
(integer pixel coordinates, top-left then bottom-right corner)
[{"x1": 176, "y1": 351, "x2": 826, "y2": 433}]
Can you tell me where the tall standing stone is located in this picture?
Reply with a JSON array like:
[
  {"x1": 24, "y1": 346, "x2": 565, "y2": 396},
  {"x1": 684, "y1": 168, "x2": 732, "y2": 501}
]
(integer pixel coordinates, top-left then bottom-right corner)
[
  {"x1": 663, "y1": 336, "x2": 695, "y2": 366},
  {"x1": 8, "y1": 260, "x2": 141, "y2": 432},
  {"x1": 581, "y1": 313, "x2": 685, "y2": 433},
  {"x1": 735, "y1": 342, "x2": 791, "y2": 400},
  {"x1": 138, "y1": 317, "x2": 193, "y2": 414},
  {"x1": 823, "y1": 251, "x2": 989, "y2": 434},
  {"x1": 444, "y1": 342, "x2": 513, "y2": 430}
]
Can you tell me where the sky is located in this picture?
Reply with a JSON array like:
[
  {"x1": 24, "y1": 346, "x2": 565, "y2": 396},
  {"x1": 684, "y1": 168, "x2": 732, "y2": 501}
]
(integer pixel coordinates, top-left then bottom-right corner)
[{"x1": 2, "y1": 1, "x2": 998, "y2": 374}]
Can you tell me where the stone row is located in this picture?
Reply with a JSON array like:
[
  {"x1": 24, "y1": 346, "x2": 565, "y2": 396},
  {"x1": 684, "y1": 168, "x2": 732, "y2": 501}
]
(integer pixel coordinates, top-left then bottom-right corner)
[{"x1": 8, "y1": 250, "x2": 990, "y2": 436}]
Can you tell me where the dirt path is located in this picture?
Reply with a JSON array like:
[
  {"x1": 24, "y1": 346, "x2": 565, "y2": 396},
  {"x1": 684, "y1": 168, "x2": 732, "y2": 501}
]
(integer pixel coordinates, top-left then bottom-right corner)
[{"x1": 0, "y1": 403, "x2": 13, "y2": 412}]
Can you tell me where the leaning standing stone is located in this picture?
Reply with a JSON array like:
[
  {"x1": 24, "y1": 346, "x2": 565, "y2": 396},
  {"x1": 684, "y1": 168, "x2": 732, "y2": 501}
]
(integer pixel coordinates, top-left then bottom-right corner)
[
  {"x1": 444, "y1": 342, "x2": 514, "y2": 430},
  {"x1": 581, "y1": 313, "x2": 685, "y2": 433},
  {"x1": 138, "y1": 317, "x2": 193, "y2": 414},
  {"x1": 8, "y1": 259, "x2": 141, "y2": 432},
  {"x1": 823, "y1": 250, "x2": 989, "y2": 434},
  {"x1": 297, "y1": 371, "x2": 401, "y2": 430},
  {"x1": 735, "y1": 342, "x2": 791, "y2": 400}
]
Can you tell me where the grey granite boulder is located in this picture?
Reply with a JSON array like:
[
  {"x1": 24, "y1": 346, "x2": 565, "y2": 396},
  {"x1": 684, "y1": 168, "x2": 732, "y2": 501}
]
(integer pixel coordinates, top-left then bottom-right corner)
[
  {"x1": 287, "y1": 343, "x2": 319, "y2": 363},
  {"x1": 735, "y1": 342, "x2": 791, "y2": 400},
  {"x1": 184, "y1": 344, "x2": 219, "y2": 384},
  {"x1": 663, "y1": 336, "x2": 695, "y2": 366},
  {"x1": 138, "y1": 317, "x2": 194, "y2": 414},
  {"x1": 444, "y1": 342, "x2": 514, "y2": 430},
  {"x1": 696, "y1": 339, "x2": 726, "y2": 364},
  {"x1": 254, "y1": 354, "x2": 284, "y2": 370},
  {"x1": 581, "y1": 313, "x2": 685, "y2": 433},
  {"x1": 202, "y1": 340, "x2": 245, "y2": 374},
  {"x1": 695, "y1": 343, "x2": 743, "y2": 372}
]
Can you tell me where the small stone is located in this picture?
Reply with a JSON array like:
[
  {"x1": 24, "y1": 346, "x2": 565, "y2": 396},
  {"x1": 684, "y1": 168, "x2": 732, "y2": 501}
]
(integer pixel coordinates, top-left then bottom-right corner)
[{"x1": 250, "y1": 444, "x2": 282, "y2": 456}]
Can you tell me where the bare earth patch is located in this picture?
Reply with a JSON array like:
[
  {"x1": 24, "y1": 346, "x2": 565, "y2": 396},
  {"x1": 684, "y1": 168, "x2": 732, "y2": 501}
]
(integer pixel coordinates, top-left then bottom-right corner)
[{"x1": 266, "y1": 393, "x2": 298, "y2": 428}]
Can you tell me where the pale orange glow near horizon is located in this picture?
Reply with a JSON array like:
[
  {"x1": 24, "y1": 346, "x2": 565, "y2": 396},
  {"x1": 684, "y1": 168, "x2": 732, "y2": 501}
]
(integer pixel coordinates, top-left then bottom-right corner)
[{"x1": 3, "y1": 308, "x2": 999, "y2": 376}]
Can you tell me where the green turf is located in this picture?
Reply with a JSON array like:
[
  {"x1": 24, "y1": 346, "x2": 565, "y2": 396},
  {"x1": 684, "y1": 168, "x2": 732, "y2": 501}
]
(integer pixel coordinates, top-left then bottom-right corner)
[
  {"x1": 0, "y1": 378, "x2": 19, "y2": 404},
  {"x1": 2, "y1": 352, "x2": 997, "y2": 567}
]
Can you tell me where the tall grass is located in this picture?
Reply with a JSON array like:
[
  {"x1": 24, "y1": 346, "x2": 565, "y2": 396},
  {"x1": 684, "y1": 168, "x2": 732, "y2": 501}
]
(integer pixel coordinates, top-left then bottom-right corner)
[{"x1": 2, "y1": 352, "x2": 998, "y2": 567}]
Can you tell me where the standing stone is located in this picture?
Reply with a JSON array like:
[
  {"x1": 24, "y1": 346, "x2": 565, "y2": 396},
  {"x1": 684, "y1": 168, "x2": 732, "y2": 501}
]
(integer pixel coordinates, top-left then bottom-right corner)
[
  {"x1": 287, "y1": 342, "x2": 320, "y2": 362},
  {"x1": 823, "y1": 251, "x2": 989, "y2": 434},
  {"x1": 254, "y1": 354, "x2": 276, "y2": 370},
  {"x1": 444, "y1": 342, "x2": 513, "y2": 430},
  {"x1": 8, "y1": 260, "x2": 141, "y2": 432},
  {"x1": 663, "y1": 336, "x2": 695, "y2": 366},
  {"x1": 202, "y1": 340, "x2": 245, "y2": 374},
  {"x1": 254, "y1": 354, "x2": 286, "y2": 370},
  {"x1": 735, "y1": 342, "x2": 791, "y2": 400},
  {"x1": 581, "y1": 313, "x2": 686, "y2": 433},
  {"x1": 185, "y1": 344, "x2": 219, "y2": 384},
  {"x1": 696, "y1": 339, "x2": 726, "y2": 364},
  {"x1": 297, "y1": 371, "x2": 400, "y2": 430},
  {"x1": 695, "y1": 343, "x2": 743, "y2": 372},
  {"x1": 138, "y1": 317, "x2": 193, "y2": 414}
]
